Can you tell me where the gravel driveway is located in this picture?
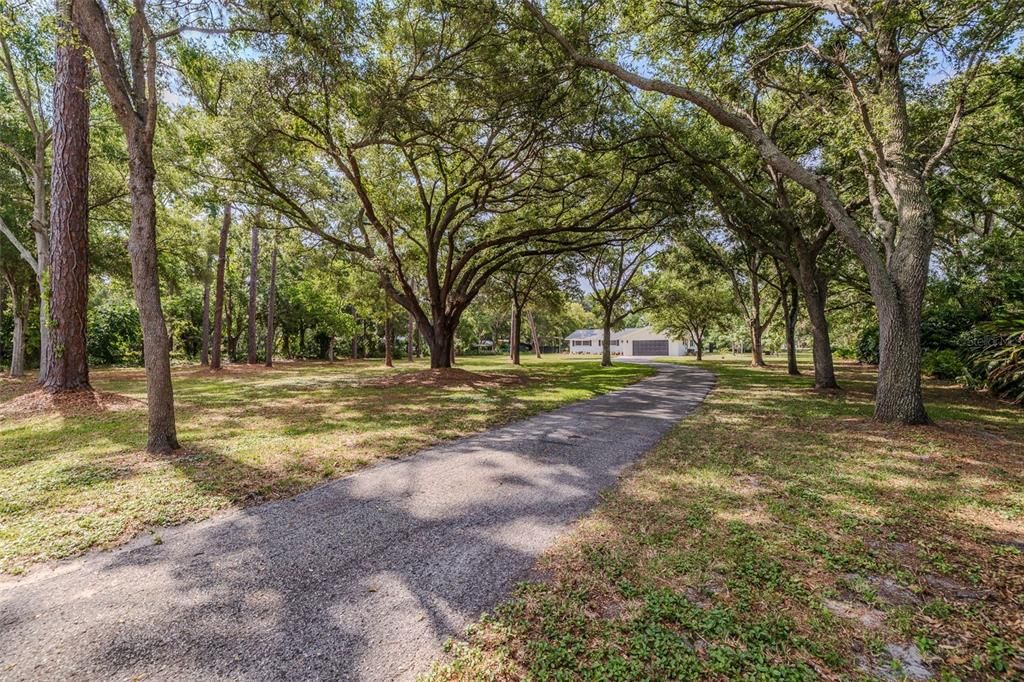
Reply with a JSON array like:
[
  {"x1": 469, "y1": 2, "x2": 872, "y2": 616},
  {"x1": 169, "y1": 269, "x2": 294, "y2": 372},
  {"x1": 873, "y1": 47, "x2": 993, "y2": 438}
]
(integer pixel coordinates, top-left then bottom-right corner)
[{"x1": 0, "y1": 362, "x2": 714, "y2": 681}]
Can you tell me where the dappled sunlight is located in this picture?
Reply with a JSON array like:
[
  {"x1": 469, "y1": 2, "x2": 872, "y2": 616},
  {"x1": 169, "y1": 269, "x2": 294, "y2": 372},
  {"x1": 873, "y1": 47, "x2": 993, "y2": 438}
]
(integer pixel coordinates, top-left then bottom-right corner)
[
  {"x1": 0, "y1": 357, "x2": 653, "y2": 573},
  {"x1": 435, "y1": 357, "x2": 1024, "y2": 680}
]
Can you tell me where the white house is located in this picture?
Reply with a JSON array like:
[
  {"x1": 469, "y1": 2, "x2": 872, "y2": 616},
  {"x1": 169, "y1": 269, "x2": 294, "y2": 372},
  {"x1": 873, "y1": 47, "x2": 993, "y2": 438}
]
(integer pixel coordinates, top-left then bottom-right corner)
[{"x1": 565, "y1": 326, "x2": 693, "y2": 357}]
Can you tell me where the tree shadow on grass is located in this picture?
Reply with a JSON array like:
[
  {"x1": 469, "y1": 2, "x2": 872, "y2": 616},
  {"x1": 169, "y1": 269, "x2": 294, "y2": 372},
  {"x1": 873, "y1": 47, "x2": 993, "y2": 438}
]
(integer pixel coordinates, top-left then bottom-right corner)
[{"x1": 0, "y1": 364, "x2": 714, "y2": 680}]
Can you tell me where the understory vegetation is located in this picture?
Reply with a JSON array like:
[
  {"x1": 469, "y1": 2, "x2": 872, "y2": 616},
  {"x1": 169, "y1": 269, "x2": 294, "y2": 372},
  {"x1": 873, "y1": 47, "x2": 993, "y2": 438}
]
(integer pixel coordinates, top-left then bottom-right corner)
[
  {"x1": 430, "y1": 358, "x2": 1023, "y2": 681},
  {"x1": 0, "y1": 357, "x2": 652, "y2": 574}
]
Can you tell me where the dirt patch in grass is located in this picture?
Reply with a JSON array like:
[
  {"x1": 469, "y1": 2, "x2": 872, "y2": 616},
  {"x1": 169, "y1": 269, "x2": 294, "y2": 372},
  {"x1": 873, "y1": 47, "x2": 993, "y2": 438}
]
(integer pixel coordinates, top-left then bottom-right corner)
[
  {"x1": 0, "y1": 388, "x2": 141, "y2": 418},
  {"x1": 363, "y1": 367, "x2": 531, "y2": 389},
  {"x1": 429, "y1": 359, "x2": 1024, "y2": 681}
]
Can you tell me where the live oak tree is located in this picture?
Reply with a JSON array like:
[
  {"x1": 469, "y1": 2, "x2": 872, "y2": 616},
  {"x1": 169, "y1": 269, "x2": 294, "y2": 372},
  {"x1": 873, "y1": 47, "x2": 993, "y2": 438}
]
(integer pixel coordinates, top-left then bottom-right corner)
[
  {"x1": 493, "y1": 255, "x2": 560, "y2": 366},
  {"x1": 239, "y1": 0, "x2": 650, "y2": 368},
  {"x1": 650, "y1": 257, "x2": 736, "y2": 361},
  {"x1": 581, "y1": 233, "x2": 660, "y2": 367},
  {"x1": 689, "y1": 227, "x2": 781, "y2": 368},
  {"x1": 652, "y1": 122, "x2": 842, "y2": 387},
  {"x1": 525, "y1": 0, "x2": 1023, "y2": 424}
]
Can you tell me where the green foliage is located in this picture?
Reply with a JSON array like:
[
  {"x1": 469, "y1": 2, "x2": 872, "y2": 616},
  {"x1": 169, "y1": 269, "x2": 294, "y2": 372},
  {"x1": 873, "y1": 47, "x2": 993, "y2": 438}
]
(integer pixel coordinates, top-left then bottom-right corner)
[
  {"x1": 856, "y1": 326, "x2": 879, "y2": 365},
  {"x1": 974, "y1": 311, "x2": 1024, "y2": 402},
  {"x1": 87, "y1": 284, "x2": 142, "y2": 366},
  {"x1": 922, "y1": 350, "x2": 966, "y2": 381},
  {"x1": 649, "y1": 254, "x2": 736, "y2": 354}
]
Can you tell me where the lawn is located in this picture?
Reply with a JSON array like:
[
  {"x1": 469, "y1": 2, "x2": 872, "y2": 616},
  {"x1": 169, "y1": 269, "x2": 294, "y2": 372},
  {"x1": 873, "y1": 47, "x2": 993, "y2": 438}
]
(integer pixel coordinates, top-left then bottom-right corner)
[
  {"x1": 0, "y1": 355, "x2": 654, "y2": 575},
  {"x1": 430, "y1": 357, "x2": 1024, "y2": 681}
]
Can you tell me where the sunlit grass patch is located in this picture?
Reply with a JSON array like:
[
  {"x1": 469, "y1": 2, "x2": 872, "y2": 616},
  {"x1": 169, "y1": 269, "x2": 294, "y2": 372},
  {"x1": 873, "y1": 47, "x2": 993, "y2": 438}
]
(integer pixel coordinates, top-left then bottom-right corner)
[
  {"x1": 429, "y1": 357, "x2": 1024, "y2": 681},
  {"x1": 0, "y1": 355, "x2": 653, "y2": 574}
]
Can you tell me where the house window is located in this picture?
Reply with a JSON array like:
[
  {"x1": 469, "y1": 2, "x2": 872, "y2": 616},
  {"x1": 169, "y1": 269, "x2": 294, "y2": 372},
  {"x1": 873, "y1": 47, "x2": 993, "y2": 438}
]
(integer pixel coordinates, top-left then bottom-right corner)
[
  {"x1": 609, "y1": 340, "x2": 619, "y2": 346},
  {"x1": 578, "y1": 340, "x2": 592, "y2": 346}
]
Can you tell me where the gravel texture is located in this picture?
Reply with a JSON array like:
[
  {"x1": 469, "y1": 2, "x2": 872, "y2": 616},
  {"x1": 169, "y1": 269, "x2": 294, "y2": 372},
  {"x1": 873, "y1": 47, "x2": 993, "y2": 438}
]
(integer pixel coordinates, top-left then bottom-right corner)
[{"x1": 0, "y1": 362, "x2": 714, "y2": 681}]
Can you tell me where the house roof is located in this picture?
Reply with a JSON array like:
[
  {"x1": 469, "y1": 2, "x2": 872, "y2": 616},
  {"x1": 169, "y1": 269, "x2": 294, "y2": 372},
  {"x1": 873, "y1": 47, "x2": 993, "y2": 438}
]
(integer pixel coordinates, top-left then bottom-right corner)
[
  {"x1": 611, "y1": 327, "x2": 646, "y2": 340},
  {"x1": 565, "y1": 326, "x2": 693, "y2": 343},
  {"x1": 565, "y1": 328, "x2": 603, "y2": 340}
]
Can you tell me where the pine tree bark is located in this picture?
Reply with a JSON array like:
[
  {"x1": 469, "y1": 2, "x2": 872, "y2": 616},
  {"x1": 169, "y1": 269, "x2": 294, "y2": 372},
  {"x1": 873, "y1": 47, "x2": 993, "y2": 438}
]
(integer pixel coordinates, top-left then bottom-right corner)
[
  {"x1": 246, "y1": 223, "x2": 259, "y2": 364},
  {"x1": 211, "y1": 204, "x2": 230, "y2": 370},
  {"x1": 44, "y1": 11, "x2": 91, "y2": 392},
  {"x1": 264, "y1": 244, "x2": 276, "y2": 367}
]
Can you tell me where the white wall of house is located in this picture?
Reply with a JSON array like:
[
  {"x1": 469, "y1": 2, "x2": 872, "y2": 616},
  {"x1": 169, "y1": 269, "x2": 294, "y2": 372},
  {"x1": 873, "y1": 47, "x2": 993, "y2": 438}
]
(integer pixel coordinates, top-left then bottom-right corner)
[
  {"x1": 567, "y1": 326, "x2": 693, "y2": 357},
  {"x1": 568, "y1": 338, "x2": 602, "y2": 354},
  {"x1": 614, "y1": 327, "x2": 688, "y2": 358}
]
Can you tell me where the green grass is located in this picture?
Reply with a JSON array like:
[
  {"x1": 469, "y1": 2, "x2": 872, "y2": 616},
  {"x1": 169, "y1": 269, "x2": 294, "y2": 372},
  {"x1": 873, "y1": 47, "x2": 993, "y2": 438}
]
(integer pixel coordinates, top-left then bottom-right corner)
[
  {"x1": 0, "y1": 355, "x2": 653, "y2": 574},
  {"x1": 428, "y1": 357, "x2": 1024, "y2": 681}
]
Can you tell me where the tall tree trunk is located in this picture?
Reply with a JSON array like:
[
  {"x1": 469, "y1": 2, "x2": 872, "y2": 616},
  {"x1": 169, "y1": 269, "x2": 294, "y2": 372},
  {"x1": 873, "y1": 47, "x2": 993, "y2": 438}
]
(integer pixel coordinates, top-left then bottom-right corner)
[
  {"x1": 748, "y1": 273, "x2": 767, "y2": 367},
  {"x1": 350, "y1": 332, "x2": 358, "y2": 359},
  {"x1": 781, "y1": 282, "x2": 800, "y2": 376},
  {"x1": 327, "y1": 336, "x2": 335, "y2": 362},
  {"x1": 44, "y1": 14, "x2": 91, "y2": 392},
  {"x1": 749, "y1": 321, "x2": 766, "y2": 367},
  {"x1": 0, "y1": 278, "x2": 5, "y2": 370},
  {"x1": 695, "y1": 332, "x2": 704, "y2": 361},
  {"x1": 200, "y1": 262, "x2": 211, "y2": 366},
  {"x1": 246, "y1": 223, "x2": 259, "y2": 364},
  {"x1": 384, "y1": 317, "x2": 394, "y2": 367},
  {"x1": 421, "y1": 316, "x2": 457, "y2": 369},
  {"x1": 527, "y1": 310, "x2": 541, "y2": 358},
  {"x1": 601, "y1": 311, "x2": 612, "y2": 367},
  {"x1": 7, "y1": 280, "x2": 25, "y2": 377},
  {"x1": 10, "y1": 312, "x2": 25, "y2": 378},
  {"x1": 33, "y1": 159, "x2": 50, "y2": 384},
  {"x1": 406, "y1": 313, "x2": 414, "y2": 361},
  {"x1": 126, "y1": 141, "x2": 179, "y2": 452},
  {"x1": 792, "y1": 258, "x2": 839, "y2": 389},
  {"x1": 265, "y1": 244, "x2": 277, "y2": 367},
  {"x1": 211, "y1": 203, "x2": 230, "y2": 370},
  {"x1": 510, "y1": 307, "x2": 521, "y2": 365},
  {"x1": 874, "y1": 276, "x2": 929, "y2": 423}
]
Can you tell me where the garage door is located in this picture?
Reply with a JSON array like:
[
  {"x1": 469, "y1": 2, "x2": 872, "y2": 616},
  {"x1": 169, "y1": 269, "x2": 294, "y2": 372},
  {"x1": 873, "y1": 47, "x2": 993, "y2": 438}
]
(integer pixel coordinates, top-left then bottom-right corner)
[{"x1": 633, "y1": 340, "x2": 669, "y2": 356}]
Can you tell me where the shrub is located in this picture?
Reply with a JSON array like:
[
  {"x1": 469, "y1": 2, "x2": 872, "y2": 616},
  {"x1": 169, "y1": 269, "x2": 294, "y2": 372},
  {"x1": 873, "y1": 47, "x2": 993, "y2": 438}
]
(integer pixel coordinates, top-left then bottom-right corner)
[
  {"x1": 922, "y1": 349, "x2": 965, "y2": 381},
  {"x1": 856, "y1": 325, "x2": 879, "y2": 365},
  {"x1": 88, "y1": 295, "x2": 143, "y2": 366},
  {"x1": 974, "y1": 311, "x2": 1024, "y2": 403}
]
